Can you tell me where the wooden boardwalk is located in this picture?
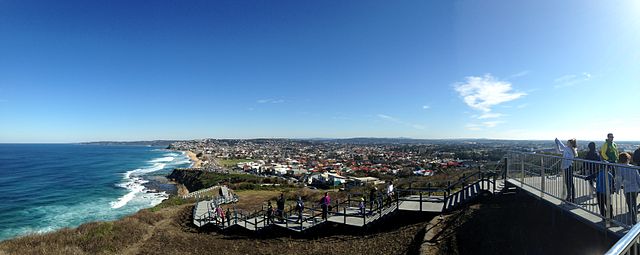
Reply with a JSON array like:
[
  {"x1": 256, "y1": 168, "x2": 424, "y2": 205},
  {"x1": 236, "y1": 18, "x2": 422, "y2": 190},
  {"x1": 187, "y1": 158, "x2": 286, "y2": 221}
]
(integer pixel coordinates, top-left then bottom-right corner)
[{"x1": 191, "y1": 178, "x2": 504, "y2": 233}]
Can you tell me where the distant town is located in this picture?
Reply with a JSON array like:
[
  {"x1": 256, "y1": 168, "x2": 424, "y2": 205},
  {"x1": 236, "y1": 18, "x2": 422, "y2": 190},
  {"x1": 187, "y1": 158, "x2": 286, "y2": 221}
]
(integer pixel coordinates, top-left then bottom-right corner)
[{"x1": 159, "y1": 138, "x2": 637, "y2": 189}]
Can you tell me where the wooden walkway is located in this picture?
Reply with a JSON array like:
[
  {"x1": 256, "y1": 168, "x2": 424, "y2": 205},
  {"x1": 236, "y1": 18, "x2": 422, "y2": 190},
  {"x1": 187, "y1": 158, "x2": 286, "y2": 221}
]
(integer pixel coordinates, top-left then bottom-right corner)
[{"x1": 192, "y1": 177, "x2": 504, "y2": 233}]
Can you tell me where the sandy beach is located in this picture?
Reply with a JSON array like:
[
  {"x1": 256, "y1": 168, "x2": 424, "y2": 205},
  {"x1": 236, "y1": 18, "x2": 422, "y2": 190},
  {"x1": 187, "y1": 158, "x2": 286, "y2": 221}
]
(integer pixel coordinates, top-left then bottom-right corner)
[{"x1": 185, "y1": 151, "x2": 202, "y2": 168}]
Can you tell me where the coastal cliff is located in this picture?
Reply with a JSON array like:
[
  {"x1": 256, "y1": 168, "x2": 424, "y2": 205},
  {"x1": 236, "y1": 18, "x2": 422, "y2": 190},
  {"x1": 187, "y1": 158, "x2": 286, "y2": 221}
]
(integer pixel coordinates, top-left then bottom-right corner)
[{"x1": 166, "y1": 169, "x2": 206, "y2": 192}]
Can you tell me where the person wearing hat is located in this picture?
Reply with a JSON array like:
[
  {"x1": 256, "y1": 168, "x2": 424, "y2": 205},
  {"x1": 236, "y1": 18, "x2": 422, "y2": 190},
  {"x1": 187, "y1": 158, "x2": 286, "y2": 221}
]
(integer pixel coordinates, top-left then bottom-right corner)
[{"x1": 358, "y1": 197, "x2": 366, "y2": 215}]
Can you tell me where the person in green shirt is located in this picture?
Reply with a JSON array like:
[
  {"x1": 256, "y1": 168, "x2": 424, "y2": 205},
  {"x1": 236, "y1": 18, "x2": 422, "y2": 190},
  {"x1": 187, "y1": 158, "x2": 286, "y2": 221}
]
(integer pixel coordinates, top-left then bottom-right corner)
[{"x1": 600, "y1": 133, "x2": 619, "y2": 163}]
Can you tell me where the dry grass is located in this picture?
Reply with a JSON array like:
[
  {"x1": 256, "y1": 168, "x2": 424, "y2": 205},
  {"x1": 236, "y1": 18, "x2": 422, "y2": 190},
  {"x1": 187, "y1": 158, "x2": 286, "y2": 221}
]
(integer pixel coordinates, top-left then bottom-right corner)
[
  {"x1": 0, "y1": 214, "x2": 153, "y2": 255},
  {"x1": 0, "y1": 189, "x2": 429, "y2": 255}
]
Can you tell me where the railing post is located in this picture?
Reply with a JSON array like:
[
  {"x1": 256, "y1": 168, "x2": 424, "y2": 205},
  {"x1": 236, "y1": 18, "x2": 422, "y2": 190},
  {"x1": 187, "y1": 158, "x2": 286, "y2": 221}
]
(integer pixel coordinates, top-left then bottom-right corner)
[
  {"x1": 540, "y1": 157, "x2": 545, "y2": 196},
  {"x1": 343, "y1": 207, "x2": 347, "y2": 224},
  {"x1": 419, "y1": 192, "x2": 423, "y2": 212},
  {"x1": 604, "y1": 167, "x2": 611, "y2": 228},
  {"x1": 521, "y1": 154, "x2": 525, "y2": 187},
  {"x1": 503, "y1": 157, "x2": 508, "y2": 180}
]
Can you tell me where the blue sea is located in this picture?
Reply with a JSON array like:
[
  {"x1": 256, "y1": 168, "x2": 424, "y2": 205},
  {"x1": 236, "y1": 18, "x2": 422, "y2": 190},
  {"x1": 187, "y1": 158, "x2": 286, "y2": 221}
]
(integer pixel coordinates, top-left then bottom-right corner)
[{"x1": 0, "y1": 144, "x2": 191, "y2": 241}]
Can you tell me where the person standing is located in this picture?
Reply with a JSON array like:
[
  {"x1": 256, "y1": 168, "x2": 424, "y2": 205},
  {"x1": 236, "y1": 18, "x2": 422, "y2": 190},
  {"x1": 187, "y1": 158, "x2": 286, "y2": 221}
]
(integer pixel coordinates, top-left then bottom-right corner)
[
  {"x1": 601, "y1": 133, "x2": 619, "y2": 164},
  {"x1": 584, "y1": 142, "x2": 602, "y2": 195},
  {"x1": 320, "y1": 192, "x2": 331, "y2": 220},
  {"x1": 266, "y1": 201, "x2": 274, "y2": 224},
  {"x1": 555, "y1": 138, "x2": 578, "y2": 203},
  {"x1": 296, "y1": 196, "x2": 305, "y2": 223},
  {"x1": 633, "y1": 146, "x2": 640, "y2": 166},
  {"x1": 226, "y1": 207, "x2": 231, "y2": 227},
  {"x1": 276, "y1": 193, "x2": 285, "y2": 222},
  {"x1": 386, "y1": 181, "x2": 395, "y2": 207},
  {"x1": 594, "y1": 167, "x2": 614, "y2": 218},
  {"x1": 369, "y1": 186, "x2": 377, "y2": 213},
  {"x1": 615, "y1": 153, "x2": 640, "y2": 224}
]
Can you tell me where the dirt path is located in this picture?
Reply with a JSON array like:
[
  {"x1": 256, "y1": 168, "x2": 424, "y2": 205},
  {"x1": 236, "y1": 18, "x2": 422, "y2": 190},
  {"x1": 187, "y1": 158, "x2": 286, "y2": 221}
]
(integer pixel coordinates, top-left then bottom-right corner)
[{"x1": 121, "y1": 217, "x2": 172, "y2": 255}]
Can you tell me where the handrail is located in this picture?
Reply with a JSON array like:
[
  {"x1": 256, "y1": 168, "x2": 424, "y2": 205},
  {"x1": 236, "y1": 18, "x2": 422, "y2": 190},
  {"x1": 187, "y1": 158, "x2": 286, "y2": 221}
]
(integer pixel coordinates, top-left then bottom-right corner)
[{"x1": 606, "y1": 223, "x2": 640, "y2": 255}]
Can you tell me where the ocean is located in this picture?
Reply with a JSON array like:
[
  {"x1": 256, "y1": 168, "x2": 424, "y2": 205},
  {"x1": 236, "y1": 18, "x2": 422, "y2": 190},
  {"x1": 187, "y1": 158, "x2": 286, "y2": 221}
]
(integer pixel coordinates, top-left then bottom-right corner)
[{"x1": 0, "y1": 144, "x2": 191, "y2": 241}]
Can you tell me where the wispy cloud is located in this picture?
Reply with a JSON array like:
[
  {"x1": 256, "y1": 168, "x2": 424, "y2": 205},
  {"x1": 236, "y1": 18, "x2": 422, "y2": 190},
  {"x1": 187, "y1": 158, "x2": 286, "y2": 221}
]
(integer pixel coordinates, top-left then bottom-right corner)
[
  {"x1": 422, "y1": 105, "x2": 431, "y2": 110},
  {"x1": 508, "y1": 70, "x2": 530, "y2": 79},
  {"x1": 257, "y1": 99, "x2": 285, "y2": 104},
  {"x1": 465, "y1": 121, "x2": 505, "y2": 131},
  {"x1": 477, "y1": 113, "x2": 504, "y2": 119},
  {"x1": 554, "y1": 72, "x2": 591, "y2": 89},
  {"x1": 455, "y1": 74, "x2": 525, "y2": 130},
  {"x1": 377, "y1": 114, "x2": 425, "y2": 130}
]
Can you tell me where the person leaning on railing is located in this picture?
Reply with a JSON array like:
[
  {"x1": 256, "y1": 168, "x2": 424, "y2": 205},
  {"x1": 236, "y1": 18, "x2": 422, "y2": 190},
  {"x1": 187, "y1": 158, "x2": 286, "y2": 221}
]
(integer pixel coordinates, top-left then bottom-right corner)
[
  {"x1": 614, "y1": 152, "x2": 640, "y2": 225},
  {"x1": 555, "y1": 138, "x2": 578, "y2": 203},
  {"x1": 586, "y1": 162, "x2": 614, "y2": 218},
  {"x1": 584, "y1": 142, "x2": 602, "y2": 195}
]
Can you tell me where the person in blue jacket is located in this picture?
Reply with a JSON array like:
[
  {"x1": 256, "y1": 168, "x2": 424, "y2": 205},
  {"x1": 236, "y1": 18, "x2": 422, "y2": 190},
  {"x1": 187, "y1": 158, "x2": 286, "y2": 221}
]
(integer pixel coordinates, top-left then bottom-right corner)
[{"x1": 615, "y1": 152, "x2": 640, "y2": 224}]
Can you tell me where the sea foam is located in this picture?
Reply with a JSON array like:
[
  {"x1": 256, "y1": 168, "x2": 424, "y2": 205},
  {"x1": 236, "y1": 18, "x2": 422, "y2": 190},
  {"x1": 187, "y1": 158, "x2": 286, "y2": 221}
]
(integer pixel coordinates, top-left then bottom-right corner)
[{"x1": 110, "y1": 154, "x2": 185, "y2": 209}]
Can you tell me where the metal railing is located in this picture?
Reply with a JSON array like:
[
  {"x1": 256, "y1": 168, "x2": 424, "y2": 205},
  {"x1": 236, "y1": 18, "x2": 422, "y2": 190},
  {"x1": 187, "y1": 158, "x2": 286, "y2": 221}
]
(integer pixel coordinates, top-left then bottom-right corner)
[
  {"x1": 504, "y1": 151, "x2": 640, "y2": 229},
  {"x1": 606, "y1": 223, "x2": 640, "y2": 255},
  {"x1": 502, "y1": 151, "x2": 640, "y2": 255}
]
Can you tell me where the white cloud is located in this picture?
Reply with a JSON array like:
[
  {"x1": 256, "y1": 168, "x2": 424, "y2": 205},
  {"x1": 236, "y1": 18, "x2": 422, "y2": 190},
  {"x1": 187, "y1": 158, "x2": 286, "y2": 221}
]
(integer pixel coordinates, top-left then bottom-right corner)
[
  {"x1": 257, "y1": 99, "x2": 285, "y2": 104},
  {"x1": 422, "y1": 105, "x2": 431, "y2": 110},
  {"x1": 482, "y1": 121, "x2": 505, "y2": 128},
  {"x1": 465, "y1": 121, "x2": 505, "y2": 131},
  {"x1": 454, "y1": 74, "x2": 525, "y2": 130},
  {"x1": 465, "y1": 124, "x2": 482, "y2": 131},
  {"x1": 377, "y1": 114, "x2": 425, "y2": 130},
  {"x1": 454, "y1": 74, "x2": 526, "y2": 113},
  {"x1": 553, "y1": 72, "x2": 591, "y2": 89},
  {"x1": 477, "y1": 113, "x2": 504, "y2": 119}
]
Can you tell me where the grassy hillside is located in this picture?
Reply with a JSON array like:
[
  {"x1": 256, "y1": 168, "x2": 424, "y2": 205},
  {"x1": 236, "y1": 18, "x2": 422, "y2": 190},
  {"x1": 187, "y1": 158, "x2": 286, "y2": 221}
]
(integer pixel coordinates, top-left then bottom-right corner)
[{"x1": 0, "y1": 188, "x2": 430, "y2": 255}]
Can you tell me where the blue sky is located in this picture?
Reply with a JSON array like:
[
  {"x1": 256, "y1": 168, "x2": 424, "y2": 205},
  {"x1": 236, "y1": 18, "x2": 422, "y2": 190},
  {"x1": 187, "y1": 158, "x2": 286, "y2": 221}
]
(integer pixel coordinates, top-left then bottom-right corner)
[{"x1": 1, "y1": 0, "x2": 639, "y2": 143}]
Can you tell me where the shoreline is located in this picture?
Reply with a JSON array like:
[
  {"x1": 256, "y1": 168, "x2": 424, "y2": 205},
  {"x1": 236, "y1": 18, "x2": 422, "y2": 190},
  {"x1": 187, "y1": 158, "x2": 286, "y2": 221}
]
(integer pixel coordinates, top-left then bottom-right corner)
[{"x1": 185, "y1": 150, "x2": 202, "y2": 168}]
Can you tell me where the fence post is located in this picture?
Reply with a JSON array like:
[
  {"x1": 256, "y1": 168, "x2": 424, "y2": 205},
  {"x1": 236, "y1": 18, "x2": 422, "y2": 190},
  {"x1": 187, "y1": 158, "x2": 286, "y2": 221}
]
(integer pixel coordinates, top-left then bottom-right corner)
[
  {"x1": 419, "y1": 192, "x2": 423, "y2": 212},
  {"x1": 604, "y1": 167, "x2": 611, "y2": 228},
  {"x1": 540, "y1": 157, "x2": 545, "y2": 196},
  {"x1": 521, "y1": 154, "x2": 525, "y2": 187},
  {"x1": 344, "y1": 207, "x2": 347, "y2": 224},
  {"x1": 503, "y1": 157, "x2": 508, "y2": 180}
]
